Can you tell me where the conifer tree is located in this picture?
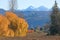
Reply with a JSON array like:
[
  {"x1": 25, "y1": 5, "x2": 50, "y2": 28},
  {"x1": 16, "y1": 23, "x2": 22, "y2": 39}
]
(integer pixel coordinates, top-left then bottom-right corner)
[{"x1": 49, "y1": 0, "x2": 60, "y2": 35}]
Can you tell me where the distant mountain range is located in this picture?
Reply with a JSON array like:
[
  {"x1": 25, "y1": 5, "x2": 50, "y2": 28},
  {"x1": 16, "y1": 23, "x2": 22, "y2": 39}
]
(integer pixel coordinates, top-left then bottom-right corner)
[
  {"x1": 22, "y1": 6, "x2": 49, "y2": 11},
  {"x1": 0, "y1": 6, "x2": 51, "y2": 29},
  {"x1": 0, "y1": 6, "x2": 51, "y2": 12},
  {"x1": 0, "y1": 9, "x2": 6, "y2": 15}
]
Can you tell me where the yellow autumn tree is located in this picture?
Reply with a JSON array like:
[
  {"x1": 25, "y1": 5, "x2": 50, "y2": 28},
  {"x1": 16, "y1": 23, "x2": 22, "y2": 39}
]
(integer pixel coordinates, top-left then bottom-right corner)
[
  {"x1": 0, "y1": 14, "x2": 14, "y2": 37},
  {"x1": 5, "y1": 11, "x2": 28, "y2": 37},
  {"x1": 15, "y1": 18, "x2": 28, "y2": 37},
  {"x1": 5, "y1": 11, "x2": 18, "y2": 32}
]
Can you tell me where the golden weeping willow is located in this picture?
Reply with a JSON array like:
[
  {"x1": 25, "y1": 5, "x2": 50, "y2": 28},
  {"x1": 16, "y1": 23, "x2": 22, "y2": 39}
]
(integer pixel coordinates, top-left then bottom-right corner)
[
  {"x1": 15, "y1": 18, "x2": 28, "y2": 37},
  {"x1": 0, "y1": 15, "x2": 14, "y2": 37},
  {"x1": 0, "y1": 11, "x2": 28, "y2": 37}
]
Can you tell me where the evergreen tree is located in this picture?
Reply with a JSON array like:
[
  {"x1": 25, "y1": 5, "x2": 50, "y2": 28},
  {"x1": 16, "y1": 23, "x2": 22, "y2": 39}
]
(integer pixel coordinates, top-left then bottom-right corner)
[{"x1": 49, "y1": 0, "x2": 60, "y2": 35}]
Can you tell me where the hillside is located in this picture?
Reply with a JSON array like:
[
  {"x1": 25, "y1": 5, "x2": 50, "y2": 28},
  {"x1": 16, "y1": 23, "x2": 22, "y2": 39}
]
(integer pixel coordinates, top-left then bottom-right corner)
[{"x1": 0, "y1": 9, "x2": 51, "y2": 29}]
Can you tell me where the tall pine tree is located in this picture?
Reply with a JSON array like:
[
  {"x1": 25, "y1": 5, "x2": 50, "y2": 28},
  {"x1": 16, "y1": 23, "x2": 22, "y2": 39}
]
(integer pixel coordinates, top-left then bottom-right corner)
[{"x1": 49, "y1": 0, "x2": 60, "y2": 35}]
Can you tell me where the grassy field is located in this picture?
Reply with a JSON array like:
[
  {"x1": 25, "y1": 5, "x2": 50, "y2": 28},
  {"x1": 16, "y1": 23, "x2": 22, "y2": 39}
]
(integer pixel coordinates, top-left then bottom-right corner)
[{"x1": 0, "y1": 32, "x2": 60, "y2": 40}]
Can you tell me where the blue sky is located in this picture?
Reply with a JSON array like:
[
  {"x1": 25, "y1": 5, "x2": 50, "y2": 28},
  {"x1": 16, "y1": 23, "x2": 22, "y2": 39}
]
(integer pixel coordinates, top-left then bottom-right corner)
[{"x1": 0, "y1": 0, "x2": 60, "y2": 10}]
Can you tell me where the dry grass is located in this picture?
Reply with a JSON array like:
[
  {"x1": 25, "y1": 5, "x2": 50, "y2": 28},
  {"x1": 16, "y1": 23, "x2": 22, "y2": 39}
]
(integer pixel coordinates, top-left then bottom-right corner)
[{"x1": 0, "y1": 32, "x2": 60, "y2": 40}]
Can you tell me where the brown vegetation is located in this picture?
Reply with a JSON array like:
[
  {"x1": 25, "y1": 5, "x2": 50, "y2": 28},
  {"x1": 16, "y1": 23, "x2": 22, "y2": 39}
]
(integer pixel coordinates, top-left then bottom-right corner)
[{"x1": 27, "y1": 30, "x2": 34, "y2": 33}]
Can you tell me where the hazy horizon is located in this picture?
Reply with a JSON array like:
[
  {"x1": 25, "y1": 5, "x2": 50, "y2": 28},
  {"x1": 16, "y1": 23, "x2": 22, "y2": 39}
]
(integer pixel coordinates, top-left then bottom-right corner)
[{"x1": 0, "y1": 0, "x2": 60, "y2": 10}]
